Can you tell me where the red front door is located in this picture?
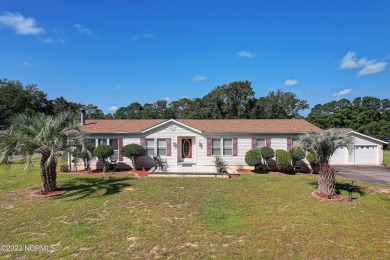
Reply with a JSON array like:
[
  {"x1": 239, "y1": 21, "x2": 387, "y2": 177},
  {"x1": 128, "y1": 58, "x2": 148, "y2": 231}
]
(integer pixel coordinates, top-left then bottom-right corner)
[{"x1": 181, "y1": 139, "x2": 192, "y2": 159}]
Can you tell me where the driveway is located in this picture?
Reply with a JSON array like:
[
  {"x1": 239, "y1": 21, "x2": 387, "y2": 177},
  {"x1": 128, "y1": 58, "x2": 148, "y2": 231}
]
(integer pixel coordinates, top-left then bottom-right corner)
[{"x1": 334, "y1": 165, "x2": 390, "y2": 185}]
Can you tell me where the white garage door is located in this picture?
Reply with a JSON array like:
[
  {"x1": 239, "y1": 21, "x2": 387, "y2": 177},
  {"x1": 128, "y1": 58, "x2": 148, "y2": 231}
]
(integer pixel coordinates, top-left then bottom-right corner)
[
  {"x1": 330, "y1": 147, "x2": 348, "y2": 164},
  {"x1": 354, "y1": 146, "x2": 377, "y2": 165}
]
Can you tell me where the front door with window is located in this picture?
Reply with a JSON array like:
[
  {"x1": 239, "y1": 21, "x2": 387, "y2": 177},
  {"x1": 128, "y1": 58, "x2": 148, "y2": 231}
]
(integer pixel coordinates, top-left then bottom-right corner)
[{"x1": 181, "y1": 138, "x2": 193, "y2": 162}]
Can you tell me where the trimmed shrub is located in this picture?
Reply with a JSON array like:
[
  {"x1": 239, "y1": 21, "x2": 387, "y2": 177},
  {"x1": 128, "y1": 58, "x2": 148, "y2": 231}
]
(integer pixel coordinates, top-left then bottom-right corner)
[
  {"x1": 60, "y1": 164, "x2": 69, "y2": 172},
  {"x1": 306, "y1": 152, "x2": 319, "y2": 164},
  {"x1": 289, "y1": 146, "x2": 306, "y2": 170},
  {"x1": 93, "y1": 145, "x2": 114, "y2": 172},
  {"x1": 120, "y1": 143, "x2": 145, "y2": 169},
  {"x1": 306, "y1": 152, "x2": 319, "y2": 173},
  {"x1": 275, "y1": 149, "x2": 292, "y2": 172},
  {"x1": 259, "y1": 146, "x2": 275, "y2": 169},
  {"x1": 245, "y1": 149, "x2": 262, "y2": 169}
]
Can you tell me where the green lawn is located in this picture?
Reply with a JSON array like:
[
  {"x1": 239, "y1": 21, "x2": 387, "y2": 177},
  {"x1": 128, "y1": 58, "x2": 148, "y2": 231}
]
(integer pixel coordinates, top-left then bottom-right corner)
[
  {"x1": 1, "y1": 161, "x2": 390, "y2": 259},
  {"x1": 384, "y1": 150, "x2": 390, "y2": 165}
]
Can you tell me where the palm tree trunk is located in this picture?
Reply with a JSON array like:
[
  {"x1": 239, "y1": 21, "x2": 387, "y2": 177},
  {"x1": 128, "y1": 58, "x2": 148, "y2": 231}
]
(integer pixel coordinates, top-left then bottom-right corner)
[
  {"x1": 40, "y1": 156, "x2": 57, "y2": 193},
  {"x1": 318, "y1": 162, "x2": 336, "y2": 197}
]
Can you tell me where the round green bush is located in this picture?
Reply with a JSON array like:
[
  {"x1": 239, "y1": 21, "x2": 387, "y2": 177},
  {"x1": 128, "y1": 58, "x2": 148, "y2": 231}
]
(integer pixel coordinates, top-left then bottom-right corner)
[
  {"x1": 259, "y1": 146, "x2": 275, "y2": 160},
  {"x1": 275, "y1": 149, "x2": 292, "y2": 172},
  {"x1": 120, "y1": 143, "x2": 145, "y2": 169},
  {"x1": 306, "y1": 152, "x2": 319, "y2": 163},
  {"x1": 289, "y1": 146, "x2": 306, "y2": 169},
  {"x1": 93, "y1": 144, "x2": 114, "y2": 159},
  {"x1": 245, "y1": 149, "x2": 262, "y2": 167}
]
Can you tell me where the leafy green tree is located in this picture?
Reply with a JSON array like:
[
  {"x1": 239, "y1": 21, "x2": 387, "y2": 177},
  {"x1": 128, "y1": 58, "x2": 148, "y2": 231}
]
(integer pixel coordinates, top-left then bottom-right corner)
[
  {"x1": 252, "y1": 89, "x2": 309, "y2": 119},
  {"x1": 0, "y1": 79, "x2": 52, "y2": 129},
  {"x1": 82, "y1": 104, "x2": 105, "y2": 119},
  {"x1": 0, "y1": 111, "x2": 85, "y2": 193},
  {"x1": 259, "y1": 147, "x2": 275, "y2": 169},
  {"x1": 93, "y1": 145, "x2": 114, "y2": 172},
  {"x1": 275, "y1": 149, "x2": 292, "y2": 172},
  {"x1": 245, "y1": 149, "x2": 262, "y2": 169},
  {"x1": 120, "y1": 144, "x2": 145, "y2": 169},
  {"x1": 289, "y1": 146, "x2": 306, "y2": 171},
  {"x1": 202, "y1": 81, "x2": 255, "y2": 119},
  {"x1": 307, "y1": 96, "x2": 390, "y2": 142},
  {"x1": 51, "y1": 96, "x2": 83, "y2": 115},
  {"x1": 299, "y1": 131, "x2": 354, "y2": 197}
]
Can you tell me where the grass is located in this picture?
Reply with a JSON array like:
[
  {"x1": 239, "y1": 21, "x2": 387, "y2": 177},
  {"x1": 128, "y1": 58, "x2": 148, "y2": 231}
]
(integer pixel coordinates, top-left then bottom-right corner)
[
  {"x1": 384, "y1": 150, "x2": 390, "y2": 165},
  {"x1": 1, "y1": 160, "x2": 390, "y2": 259}
]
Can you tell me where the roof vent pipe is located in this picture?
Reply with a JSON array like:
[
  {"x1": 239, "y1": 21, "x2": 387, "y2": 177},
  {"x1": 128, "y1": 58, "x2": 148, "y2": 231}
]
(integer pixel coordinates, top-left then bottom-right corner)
[{"x1": 81, "y1": 109, "x2": 86, "y2": 125}]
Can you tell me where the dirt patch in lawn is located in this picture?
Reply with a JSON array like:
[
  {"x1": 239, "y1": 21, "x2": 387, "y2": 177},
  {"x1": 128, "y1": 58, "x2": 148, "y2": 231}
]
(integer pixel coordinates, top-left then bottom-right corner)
[{"x1": 30, "y1": 189, "x2": 67, "y2": 198}]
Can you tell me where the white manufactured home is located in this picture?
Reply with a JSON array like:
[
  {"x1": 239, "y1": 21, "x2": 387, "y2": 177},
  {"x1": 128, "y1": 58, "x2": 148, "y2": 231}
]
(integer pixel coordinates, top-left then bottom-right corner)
[{"x1": 73, "y1": 113, "x2": 386, "y2": 172}]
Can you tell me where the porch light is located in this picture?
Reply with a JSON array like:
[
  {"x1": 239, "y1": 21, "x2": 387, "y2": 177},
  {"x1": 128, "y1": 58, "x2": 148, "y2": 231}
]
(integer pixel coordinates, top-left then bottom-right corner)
[{"x1": 199, "y1": 141, "x2": 203, "y2": 148}]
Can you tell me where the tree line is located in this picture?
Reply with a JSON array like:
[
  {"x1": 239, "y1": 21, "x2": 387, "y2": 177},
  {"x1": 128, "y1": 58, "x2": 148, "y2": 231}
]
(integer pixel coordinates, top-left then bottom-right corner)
[{"x1": 1, "y1": 78, "x2": 389, "y2": 142}]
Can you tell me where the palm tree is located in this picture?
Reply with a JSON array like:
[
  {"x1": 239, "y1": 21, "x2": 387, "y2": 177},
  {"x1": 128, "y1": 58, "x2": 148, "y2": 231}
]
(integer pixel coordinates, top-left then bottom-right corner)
[
  {"x1": 299, "y1": 131, "x2": 354, "y2": 197},
  {"x1": 0, "y1": 112, "x2": 86, "y2": 193}
]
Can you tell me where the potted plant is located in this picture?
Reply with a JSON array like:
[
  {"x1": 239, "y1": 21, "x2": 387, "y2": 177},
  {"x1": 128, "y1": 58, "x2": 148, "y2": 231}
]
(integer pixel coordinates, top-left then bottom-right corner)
[{"x1": 214, "y1": 155, "x2": 227, "y2": 174}]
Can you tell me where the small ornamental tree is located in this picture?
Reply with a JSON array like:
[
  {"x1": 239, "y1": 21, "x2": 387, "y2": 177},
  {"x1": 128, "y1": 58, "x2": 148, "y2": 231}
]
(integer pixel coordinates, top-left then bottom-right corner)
[
  {"x1": 120, "y1": 144, "x2": 145, "y2": 170},
  {"x1": 300, "y1": 131, "x2": 354, "y2": 197},
  {"x1": 93, "y1": 145, "x2": 114, "y2": 172},
  {"x1": 259, "y1": 146, "x2": 275, "y2": 169},
  {"x1": 306, "y1": 152, "x2": 319, "y2": 174},
  {"x1": 245, "y1": 149, "x2": 262, "y2": 170},
  {"x1": 275, "y1": 149, "x2": 292, "y2": 172},
  {"x1": 289, "y1": 146, "x2": 306, "y2": 171},
  {"x1": 72, "y1": 141, "x2": 94, "y2": 171}
]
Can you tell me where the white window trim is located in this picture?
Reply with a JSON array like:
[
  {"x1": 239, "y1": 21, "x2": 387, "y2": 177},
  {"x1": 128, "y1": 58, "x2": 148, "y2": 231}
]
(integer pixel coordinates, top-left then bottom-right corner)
[
  {"x1": 256, "y1": 138, "x2": 265, "y2": 149},
  {"x1": 157, "y1": 138, "x2": 167, "y2": 156},
  {"x1": 211, "y1": 138, "x2": 234, "y2": 156}
]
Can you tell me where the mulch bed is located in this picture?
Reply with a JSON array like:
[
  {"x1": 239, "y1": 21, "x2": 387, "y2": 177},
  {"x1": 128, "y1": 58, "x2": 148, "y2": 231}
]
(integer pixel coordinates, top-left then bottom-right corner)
[
  {"x1": 311, "y1": 191, "x2": 345, "y2": 201},
  {"x1": 30, "y1": 189, "x2": 67, "y2": 198}
]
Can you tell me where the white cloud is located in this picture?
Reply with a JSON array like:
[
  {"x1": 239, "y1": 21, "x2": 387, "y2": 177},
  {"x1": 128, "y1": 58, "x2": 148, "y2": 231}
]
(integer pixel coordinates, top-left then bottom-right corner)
[
  {"x1": 164, "y1": 97, "x2": 170, "y2": 101},
  {"x1": 283, "y1": 79, "x2": 299, "y2": 86},
  {"x1": 357, "y1": 62, "x2": 387, "y2": 76},
  {"x1": 340, "y1": 51, "x2": 387, "y2": 76},
  {"x1": 332, "y1": 88, "x2": 353, "y2": 97},
  {"x1": 236, "y1": 50, "x2": 255, "y2": 58},
  {"x1": 108, "y1": 106, "x2": 118, "y2": 112},
  {"x1": 0, "y1": 11, "x2": 45, "y2": 35},
  {"x1": 192, "y1": 74, "x2": 208, "y2": 81},
  {"x1": 72, "y1": 24, "x2": 91, "y2": 34}
]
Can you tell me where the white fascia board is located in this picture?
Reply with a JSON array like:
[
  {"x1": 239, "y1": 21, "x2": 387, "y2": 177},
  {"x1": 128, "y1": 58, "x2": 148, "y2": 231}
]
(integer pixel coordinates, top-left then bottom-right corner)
[{"x1": 141, "y1": 119, "x2": 203, "y2": 134}]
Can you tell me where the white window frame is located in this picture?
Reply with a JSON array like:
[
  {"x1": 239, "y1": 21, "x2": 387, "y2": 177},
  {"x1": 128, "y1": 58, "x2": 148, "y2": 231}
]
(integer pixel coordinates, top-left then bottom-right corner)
[
  {"x1": 145, "y1": 138, "x2": 155, "y2": 156},
  {"x1": 223, "y1": 138, "x2": 233, "y2": 156},
  {"x1": 157, "y1": 138, "x2": 166, "y2": 156},
  {"x1": 256, "y1": 138, "x2": 265, "y2": 148},
  {"x1": 211, "y1": 138, "x2": 233, "y2": 156}
]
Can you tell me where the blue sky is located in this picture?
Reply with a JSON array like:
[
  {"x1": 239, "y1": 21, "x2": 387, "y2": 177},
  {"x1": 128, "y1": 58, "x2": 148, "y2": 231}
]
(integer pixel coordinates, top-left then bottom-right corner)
[{"x1": 1, "y1": 0, "x2": 389, "y2": 115}]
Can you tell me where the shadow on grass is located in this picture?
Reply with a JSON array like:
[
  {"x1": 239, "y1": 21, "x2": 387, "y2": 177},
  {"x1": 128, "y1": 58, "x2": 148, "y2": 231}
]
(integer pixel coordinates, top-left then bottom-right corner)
[
  {"x1": 56, "y1": 176, "x2": 134, "y2": 200},
  {"x1": 309, "y1": 180, "x2": 366, "y2": 197}
]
